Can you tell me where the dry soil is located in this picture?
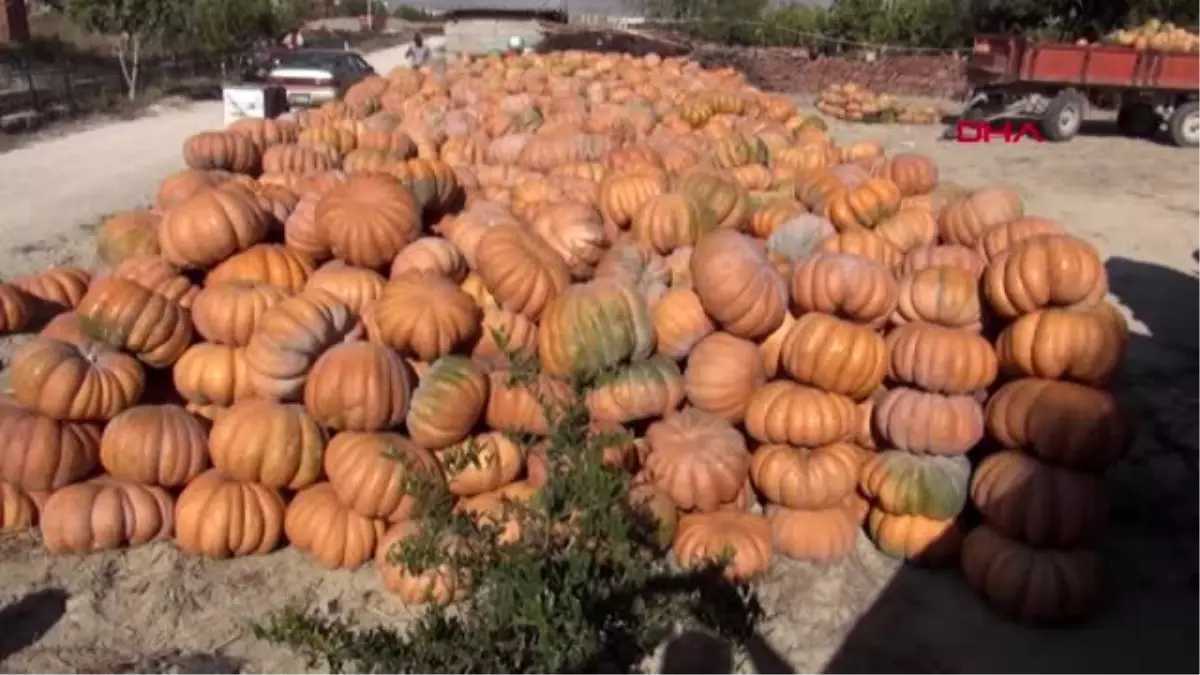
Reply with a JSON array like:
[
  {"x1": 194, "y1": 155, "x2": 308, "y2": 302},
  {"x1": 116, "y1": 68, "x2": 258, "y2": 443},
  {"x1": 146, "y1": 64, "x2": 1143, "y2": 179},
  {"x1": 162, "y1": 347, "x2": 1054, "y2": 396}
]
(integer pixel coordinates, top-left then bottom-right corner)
[{"x1": 0, "y1": 83, "x2": 1196, "y2": 674}]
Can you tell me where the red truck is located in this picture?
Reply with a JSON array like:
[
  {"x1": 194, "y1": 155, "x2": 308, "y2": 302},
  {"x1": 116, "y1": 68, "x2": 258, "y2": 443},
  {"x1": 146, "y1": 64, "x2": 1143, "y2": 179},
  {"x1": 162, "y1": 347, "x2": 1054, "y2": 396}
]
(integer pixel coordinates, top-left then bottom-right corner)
[{"x1": 964, "y1": 34, "x2": 1199, "y2": 146}]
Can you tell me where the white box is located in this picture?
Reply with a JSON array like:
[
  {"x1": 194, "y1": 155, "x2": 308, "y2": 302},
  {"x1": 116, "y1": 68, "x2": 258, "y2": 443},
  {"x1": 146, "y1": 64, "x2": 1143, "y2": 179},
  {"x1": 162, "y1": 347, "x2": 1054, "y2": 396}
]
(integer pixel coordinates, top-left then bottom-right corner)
[{"x1": 223, "y1": 85, "x2": 268, "y2": 126}]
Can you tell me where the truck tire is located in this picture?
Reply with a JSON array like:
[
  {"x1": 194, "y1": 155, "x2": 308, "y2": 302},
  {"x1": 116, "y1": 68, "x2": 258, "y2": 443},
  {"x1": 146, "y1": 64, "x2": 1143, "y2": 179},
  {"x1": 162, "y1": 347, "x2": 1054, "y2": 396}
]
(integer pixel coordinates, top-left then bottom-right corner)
[
  {"x1": 1168, "y1": 102, "x2": 1199, "y2": 148},
  {"x1": 1116, "y1": 101, "x2": 1160, "y2": 138},
  {"x1": 1040, "y1": 92, "x2": 1085, "y2": 142}
]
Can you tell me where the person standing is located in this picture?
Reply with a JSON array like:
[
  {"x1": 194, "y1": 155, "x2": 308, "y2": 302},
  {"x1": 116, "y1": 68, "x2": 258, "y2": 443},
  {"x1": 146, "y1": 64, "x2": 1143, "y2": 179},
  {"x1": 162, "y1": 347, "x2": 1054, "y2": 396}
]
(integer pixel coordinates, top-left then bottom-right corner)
[{"x1": 406, "y1": 33, "x2": 431, "y2": 67}]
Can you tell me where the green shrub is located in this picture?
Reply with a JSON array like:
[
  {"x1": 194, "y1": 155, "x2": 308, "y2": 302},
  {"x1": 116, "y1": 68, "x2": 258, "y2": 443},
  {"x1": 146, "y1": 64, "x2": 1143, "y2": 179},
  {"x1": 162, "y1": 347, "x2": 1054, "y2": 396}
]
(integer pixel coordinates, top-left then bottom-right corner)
[{"x1": 256, "y1": 342, "x2": 763, "y2": 674}]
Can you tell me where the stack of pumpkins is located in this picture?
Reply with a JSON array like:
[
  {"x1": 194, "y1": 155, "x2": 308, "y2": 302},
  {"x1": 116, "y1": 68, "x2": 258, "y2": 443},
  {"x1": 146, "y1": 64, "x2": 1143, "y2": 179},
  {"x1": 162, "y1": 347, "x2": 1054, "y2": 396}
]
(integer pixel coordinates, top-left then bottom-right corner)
[
  {"x1": 963, "y1": 220, "x2": 1129, "y2": 622},
  {"x1": 0, "y1": 49, "x2": 1128, "y2": 621}
]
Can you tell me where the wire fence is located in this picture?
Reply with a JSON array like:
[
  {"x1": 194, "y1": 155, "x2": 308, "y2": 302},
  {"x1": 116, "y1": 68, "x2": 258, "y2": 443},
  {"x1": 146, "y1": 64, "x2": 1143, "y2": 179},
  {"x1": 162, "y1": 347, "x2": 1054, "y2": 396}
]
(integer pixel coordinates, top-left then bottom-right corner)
[
  {"x1": 0, "y1": 29, "x2": 411, "y2": 133},
  {"x1": 554, "y1": 15, "x2": 969, "y2": 56}
]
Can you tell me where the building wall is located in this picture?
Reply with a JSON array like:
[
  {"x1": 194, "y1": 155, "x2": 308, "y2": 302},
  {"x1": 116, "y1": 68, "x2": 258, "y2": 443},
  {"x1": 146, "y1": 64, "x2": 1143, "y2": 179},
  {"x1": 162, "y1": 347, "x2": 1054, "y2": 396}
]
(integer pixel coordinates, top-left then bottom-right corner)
[{"x1": 443, "y1": 17, "x2": 544, "y2": 54}]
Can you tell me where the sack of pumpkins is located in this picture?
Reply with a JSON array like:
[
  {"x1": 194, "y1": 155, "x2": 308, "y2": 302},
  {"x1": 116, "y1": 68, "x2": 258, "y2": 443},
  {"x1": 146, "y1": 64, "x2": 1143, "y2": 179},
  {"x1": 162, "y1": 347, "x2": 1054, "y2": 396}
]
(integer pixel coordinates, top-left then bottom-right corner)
[
  {"x1": 0, "y1": 49, "x2": 1130, "y2": 624},
  {"x1": 1103, "y1": 19, "x2": 1200, "y2": 52},
  {"x1": 816, "y1": 83, "x2": 939, "y2": 125}
]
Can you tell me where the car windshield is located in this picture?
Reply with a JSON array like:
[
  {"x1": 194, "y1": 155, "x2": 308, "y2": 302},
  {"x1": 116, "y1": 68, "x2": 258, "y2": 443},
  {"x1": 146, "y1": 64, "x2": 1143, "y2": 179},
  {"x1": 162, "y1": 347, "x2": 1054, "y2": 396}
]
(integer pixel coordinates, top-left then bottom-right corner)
[{"x1": 275, "y1": 52, "x2": 342, "y2": 71}]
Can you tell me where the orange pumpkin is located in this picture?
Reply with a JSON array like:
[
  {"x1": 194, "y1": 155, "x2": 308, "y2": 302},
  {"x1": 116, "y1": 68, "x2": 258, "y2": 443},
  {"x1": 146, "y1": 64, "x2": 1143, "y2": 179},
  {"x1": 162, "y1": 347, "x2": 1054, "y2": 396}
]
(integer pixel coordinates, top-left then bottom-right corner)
[
  {"x1": 874, "y1": 207, "x2": 938, "y2": 253},
  {"x1": 243, "y1": 291, "x2": 359, "y2": 400},
  {"x1": 790, "y1": 252, "x2": 898, "y2": 327},
  {"x1": 885, "y1": 322, "x2": 998, "y2": 395},
  {"x1": 982, "y1": 234, "x2": 1107, "y2": 319},
  {"x1": 872, "y1": 387, "x2": 984, "y2": 456},
  {"x1": 11, "y1": 266, "x2": 91, "y2": 315},
  {"x1": 172, "y1": 343, "x2": 257, "y2": 405},
  {"x1": 683, "y1": 332, "x2": 766, "y2": 422},
  {"x1": 366, "y1": 272, "x2": 482, "y2": 361},
  {"x1": 893, "y1": 265, "x2": 982, "y2": 330},
  {"x1": 866, "y1": 509, "x2": 964, "y2": 565},
  {"x1": 175, "y1": 469, "x2": 286, "y2": 558},
  {"x1": 390, "y1": 237, "x2": 469, "y2": 282},
  {"x1": 587, "y1": 355, "x2": 686, "y2": 423},
  {"x1": 779, "y1": 313, "x2": 887, "y2": 400},
  {"x1": 99, "y1": 405, "x2": 209, "y2": 487},
  {"x1": 190, "y1": 281, "x2": 288, "y2": 346},
  {"x1": 40, "y1": 478, "x2": 174, "y2": 553},
  {"x1": 470, "y1": 308, "x2": 539, "y2": 372},
  {"x1": 0, "y1": 283, "x2": 32, "y2": 335},
  {"x1": 323, "y1": 431, "x2": 443, "y2": 521},
  {"x1": 873, "y1": 153, "x2": 938, "y2": 196},
  {"x1": 994, "y1": 303, "x2": 1127, "y2": 386},
  {"x1": 970, "y1": 450, "x2": 1107, "y2": 547},
  {"x1": 630, "y1": 192, "x2": 716, "y2": 254},
  {"x1": 674, "y1": 511, "x2": 772, "y2": 581},
  {"x1": 182, "y1": 130, "x2": 260, "y2": 173},
  {"x1": 690, "y1": 229, "x2": 787, "y2": 340},
  {"x1": 285, "y1": 482, "x2": 386, "y2": 569},
  {"x1": 158, "y1": 184, "x2": 271, "y2": 269},
  {"x1": 653, "y1": 287, "x2": 714, "y2": 356},
  {"x1": 437, "y1": 431, "x2": 524, "y2": 497},
  {"x1": 474, "y1": 224, "x2": 571, "y2": 322},
  {"x1": 960, "y1": 524, "x2": 1098, "y2": 621},
  {"x1": 975, "y1": 216, "x2": 1065, "y2": 263},
  {"x1": 376, "y1": 519, "x2": 472, "y2": 605},
  {"x1": 859, "y1": 450, "x2": 971, "y2": 520},
  {"x1": 316, "y1": 174, "x2": 423, "y2": 269},
  {"x1": 208, "y1": 399, "x2": 325, "y2": 489},
  {"x1": 750, "y1": 442, "x2": 861, "y2": 510},
  {"x1": 818, "y1": 230, "x2": 903, "y2": 273},
  {"x1": 675, "y1": 169, "x2": 750, "y2": 230},
  {"x1": 304, "y1": 341, "x2": 414, "y2": 431},
  {"x1": 206, "y1": 243, "x2": 315, "y2": 293},
  {"x1": 96, "y1": 210, "x2": 162, "y2": 265},
  {"x1": 903, "y1": 244, "x2": 986, "y2": 279},
  {"x1": 985, "y1": 378, "x2": 1130, "y2": 471},
  {"x1": 938, "y1": 187, "x2": 1024, "y2": 247},
  {"x1": 743, "y1": 380, "x2": 858, "y2": 447},
  {"x1": 642, "y1": 407, "x2": 750, "y2": 513},
  {"x1": 108, "y1": 255, "x2": 200, "y2": 309},
  {"x1": 0, "y1": 482, "x2": 38, "y2": 534},
  {"x1": 484, "y1": 371, "x2": 571, "y2": 436},
  {"x1": 75, "y1": 276, "x2": 194, "y2": 367},
  {"x1": 0, "y1": 398, "x2": 101, "y2": 491},
  {"x1": 767, "y1": 503, "x2": 858, "y2": 562},
  {"x1": 598, "y1": 169, "x2": 670, "y2": 229},
  {"x1": 820, "y1": 177, "x2": 902, "y2": 232},
  {"x1": 11, "y1": 337, "x2": 144, "y2": 421}
]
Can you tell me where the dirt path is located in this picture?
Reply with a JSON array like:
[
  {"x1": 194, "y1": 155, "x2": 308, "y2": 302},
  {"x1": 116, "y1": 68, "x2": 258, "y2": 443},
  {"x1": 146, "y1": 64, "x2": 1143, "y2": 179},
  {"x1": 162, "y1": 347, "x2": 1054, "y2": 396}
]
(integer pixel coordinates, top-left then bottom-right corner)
[
  {"x1": 0, "y1": 114, "x2": 1196, "y2": 673},
  {"x1": 0, "y1": 43, "x2": 416, "y2": 277}
]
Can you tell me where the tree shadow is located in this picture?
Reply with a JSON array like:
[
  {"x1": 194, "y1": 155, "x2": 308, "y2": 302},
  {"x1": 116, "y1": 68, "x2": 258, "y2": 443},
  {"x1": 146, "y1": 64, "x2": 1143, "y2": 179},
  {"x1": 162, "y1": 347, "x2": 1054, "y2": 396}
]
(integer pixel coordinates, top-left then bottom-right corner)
[
  {"x1": 817, "y1": 255, "x2": 1199, "y2": 674},
  {"x1": 0, "y1": 587, "x2": 69, "y2": 662}
]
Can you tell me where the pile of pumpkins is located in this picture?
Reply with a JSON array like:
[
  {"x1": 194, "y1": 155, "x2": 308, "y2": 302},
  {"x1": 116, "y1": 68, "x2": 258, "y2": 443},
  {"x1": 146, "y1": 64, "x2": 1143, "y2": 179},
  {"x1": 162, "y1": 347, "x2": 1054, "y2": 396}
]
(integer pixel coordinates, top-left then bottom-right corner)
[
  {"x1": 815, "y1": 83, "x2": 940, "y2": 125},
  {"x1": 0, "y1": 49, "x2": 1129, "y2": 622},
  {"x1": 1101, "y1": 19, "x2": 1200, "y2": 52}
]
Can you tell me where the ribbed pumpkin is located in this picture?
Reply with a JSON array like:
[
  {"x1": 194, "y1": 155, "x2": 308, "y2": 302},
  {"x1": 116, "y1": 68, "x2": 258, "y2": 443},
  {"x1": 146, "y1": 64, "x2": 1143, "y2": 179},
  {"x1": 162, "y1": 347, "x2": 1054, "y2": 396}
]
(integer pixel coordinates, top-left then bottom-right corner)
[
  {"x1": 76, "y1": 276, "x2": 194, "y2": 367},
  {"x1": 470, "y1": 308, "x2": 539, "y2": 372},
  {"x1": 208, "y1": 399, "x2": 325, "y2": 489},
  {"x1": 316, "y1": 174, "x2": 423, "y2": 269},
  {"x1": 790, "y1": 252, "x2": 898, "y2": 327},
  {"x1": 874, "y1": 207, "x2": 938, "y2": 253},
  {"x1": 588, "y1": 355, "x2": 685, "y2": 423},
  {"x1": 674, "y1": 511, "x2": 772, "y2": 581},
  {"x1": 872, "y1": 387, "x2": 985, "y2": 456},
  {"x1": 437, "y1": 431, "x2": 524, "y2": 497},
  {"x1": 528, "y1": 202, "x2": 609, "y2": 280},
  {"x1": 96, "y1": 210, "x2": 162, "y2": 265},
  {"x1": 994, "y1": 303, "x2": 1127, "y2": 386},
  {"x1": 903, "y1": 244, "x2": 986, "y2": 279},
  {"x1": 885, "y1": 322, "x2": 998, "y2": 395},
  {"x1": 985, "y1": 378, "x2": 1129, "y2": 471},
  {"x1": 172, "y1": 343, "x2": 256, "y2": 405},
  {"x1": 304, "y1": 342, "x2": 414, "y2": 431},
  {"x1": 190, "y1": 281, "x2": 287, "y2": 346},
  {"x1": 598, "y1": 169, "x2": 670, "y2": 228},
  {"x1": 12, "y1": 265, "x2": 91, "y2": 314},
  {"x1": 10, "y1": 337, "x2": 144, "y2": 422},
  {"x1": 675, "y1": 169, "x2": 750, "y2": 230},
  {"x1": 630, "y1": 192, "x2": 716, "y2": 254},
  {"x1": 243, "y1": 291, "x2": 359, "y2": 400},
  {"x1": 768, "y1": 504, "x2": 858, "y2": 562},
  {"x1": 642, "y1": 407, "x2": 750, "y2": 513},
  {"x1": 975, "y1": 216, "x2": 1065, "y2": 263},
  {"x1": 206, "y1": 243, "x2": 315, "y2": 293},
  {"x1": 690, "y1": 229, "x2": 787, "y2": 340},
  {"x1": 175, "y1": 469, "x2": 286, "y2": 558},
  {"x1": 938, "y1": 187, "x2": 1024, "y2": 247},
  {"x1": 538, "y1": 278, "x2": 655, "y2": 379},
  {"x1": 376, "y1": 520, "x2": 472, "y2": 605},
  {"x1": 982, "y1": 234, "x2": 1107, "y2": 319},
  {"x1": 779, "y1": 313, "x2": 887, "y2": 400},
  {"x1": 820, "y1": 177, "x2": 902, "y2": 232},
  {"x1": 366, "y1": 271, "x2": 482, "y2": 362},
  {"x1": 0, "y1": 398, "x2": 101, "y2": 491},
  {"x1": 391, "y1": 236, "x2": 469, "y2": 282},
  {"x1": 872, "y1": 153, "x2": 938, "y2": 196},
  {"x1": 99, "y1": 405, "x2": 209, "y2": 487},
  {"x1": 865, "y1": 509, "x2": 964, "y2": 565},
  {"x1": 750, "y1": 442, "x2": 861, "y2": 510},
  {"x1": 743, "y1": 380, "x2": 858, "y2": 447},
  {"x1": 407, "y1": 355, "x2": 489, "y2": 449},
  {"x1": 183, "y1": 130, "x2": 260, "y2": 173},
  {"x1": 859, "y1": 450, "x2": 970, "y2": 520},
  {"x1": 893, "y1": 265, "x2": 982, "y2": 330},
  {"x1": 683, "y1": 332, "x2": 766, "y2": 422},
  {"x1": 474, "y1": 223, "x2": 571, "y2": 322},
  {"x1": 818, "y1": 230, "x2": 903, "y2": 273},
  {"x1": 40, "y1": 478, "x2": 174, "y2": 554},
  {"x1": 323, "y1": 431, "x2": 443, "y2": 521},
  {"x1": 285, "y1": 482, "x2": 386, "y2": 569},
  {"x1": 159, "y1": 184, "x2": 271, "y2": 269}
]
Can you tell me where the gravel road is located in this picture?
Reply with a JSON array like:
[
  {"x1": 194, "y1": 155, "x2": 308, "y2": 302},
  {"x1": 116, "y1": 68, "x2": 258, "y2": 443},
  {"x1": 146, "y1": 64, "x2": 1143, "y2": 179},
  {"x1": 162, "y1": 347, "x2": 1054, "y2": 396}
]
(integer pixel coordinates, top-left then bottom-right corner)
[{"x1": 0, "y1": 43, "x2": 415, "y2": 267}]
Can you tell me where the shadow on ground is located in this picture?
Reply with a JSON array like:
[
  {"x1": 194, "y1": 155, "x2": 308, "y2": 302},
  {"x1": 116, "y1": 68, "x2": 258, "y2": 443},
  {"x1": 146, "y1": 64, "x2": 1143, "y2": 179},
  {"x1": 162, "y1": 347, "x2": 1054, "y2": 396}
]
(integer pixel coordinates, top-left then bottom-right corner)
[
  {"x1": 0, "y1": 588, "x2": 68, "y2": 662},
  {"x1": 659, "y1": 255, "x2": 1199, "y2": 675}
]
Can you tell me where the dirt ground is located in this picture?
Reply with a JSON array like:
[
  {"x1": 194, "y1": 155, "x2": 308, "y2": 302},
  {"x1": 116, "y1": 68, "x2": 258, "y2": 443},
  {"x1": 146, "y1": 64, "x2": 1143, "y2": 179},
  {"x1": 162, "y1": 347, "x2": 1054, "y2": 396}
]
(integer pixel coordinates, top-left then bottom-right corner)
[{"x1": 0, "y1": 94, "x2": 1196, "y2": 673}]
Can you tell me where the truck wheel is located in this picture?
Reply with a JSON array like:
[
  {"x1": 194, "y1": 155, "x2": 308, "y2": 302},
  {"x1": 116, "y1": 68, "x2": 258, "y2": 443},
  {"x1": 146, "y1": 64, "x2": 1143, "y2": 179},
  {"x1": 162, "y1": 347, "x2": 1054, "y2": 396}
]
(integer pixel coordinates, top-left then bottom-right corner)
[
  {"x1": 1040, "y1": 92, "x2": 1085, "y2": 142},
  {"x1": 1168, "y1": 102, "x2": 1199, "y2": 147},
  {"x1": 1116, "y1": 102, "x2": 1160, "y2": 138}
]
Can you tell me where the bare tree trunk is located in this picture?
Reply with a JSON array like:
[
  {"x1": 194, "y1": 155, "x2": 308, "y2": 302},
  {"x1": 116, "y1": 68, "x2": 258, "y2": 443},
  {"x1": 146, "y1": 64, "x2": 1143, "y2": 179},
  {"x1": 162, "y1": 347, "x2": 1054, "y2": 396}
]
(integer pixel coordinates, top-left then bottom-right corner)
[{"x1": 116, "y1": 33, "x2": 142, "y2": 101}]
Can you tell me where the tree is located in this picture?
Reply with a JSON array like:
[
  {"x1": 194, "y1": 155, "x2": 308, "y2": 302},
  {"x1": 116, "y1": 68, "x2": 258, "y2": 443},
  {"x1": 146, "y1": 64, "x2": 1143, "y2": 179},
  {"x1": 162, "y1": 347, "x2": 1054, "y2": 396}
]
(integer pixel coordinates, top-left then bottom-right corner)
[{"x1": 65, "y1": 0, "x2": 186, "y2": 100}]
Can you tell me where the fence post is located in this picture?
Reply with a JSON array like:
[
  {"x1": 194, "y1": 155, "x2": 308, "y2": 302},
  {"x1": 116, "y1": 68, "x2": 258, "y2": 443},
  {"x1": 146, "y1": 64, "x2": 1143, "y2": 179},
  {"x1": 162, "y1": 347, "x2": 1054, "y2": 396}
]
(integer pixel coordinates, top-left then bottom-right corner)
[
  {"x1": 59, "y1": 55, "x2": 77, "y2": 117},
  {"x1": 20, "y1": 52, "x2": 41, "y2": 118}
]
